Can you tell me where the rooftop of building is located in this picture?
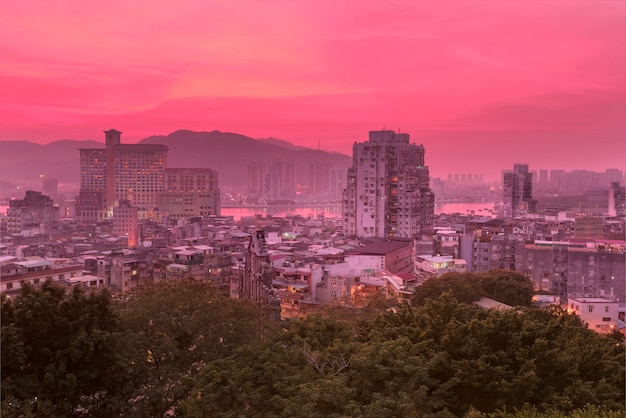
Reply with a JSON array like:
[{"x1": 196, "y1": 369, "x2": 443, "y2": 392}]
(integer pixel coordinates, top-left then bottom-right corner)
[
  {"x1": 474, "y1": 297, "x2": 514, "y2": 311},
  {"x1": 348, "y1": 239, "x2": 412, "y2": 256},
  {"x1": 79, "y1": 143, "x2": 169, "y2": 151},
  {"x1": 416, "y1": 254, "x2": 454, "y2": 263},
  {"x1": 568, "y1": 297, "x2": 619, "y2": 303}
]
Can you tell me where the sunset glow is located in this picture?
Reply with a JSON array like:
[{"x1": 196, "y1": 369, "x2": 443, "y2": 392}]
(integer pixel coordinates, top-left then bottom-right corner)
[{"x1": 1, "y1": 0, "x2": 624, "y2": 178}]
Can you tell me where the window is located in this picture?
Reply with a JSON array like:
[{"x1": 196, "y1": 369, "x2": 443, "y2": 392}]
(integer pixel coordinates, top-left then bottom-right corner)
[
  {"x1": 605, "y1": 306, "x2": 609, "y2": 313},
  {"x1": 602, "y1": 317, "x2": 611, "y2": 322},
  {"x1": 588, "y1": 305, "x2": 594, "y2": 313}
]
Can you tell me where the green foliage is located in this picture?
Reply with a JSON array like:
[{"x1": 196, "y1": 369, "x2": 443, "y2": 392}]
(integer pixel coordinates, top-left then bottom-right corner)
[
  {"x1": 109, "y1": 280, "x2": 270, "y2": 417},
  {"x1": 4, "y1": 279, "x2": 623, "y2": 417},
  {"x1": 1, "y1": 282, "x2": 119, "y2": 417},
  {"x1": 413, "y1": 272, "x2": 483, "y2": 304},
  {"x1": 178, "y1": 293, "x2": 624, "y2": 417},
  {"x1": 477, "y1": 270, "x2": 535, "y2": 306},
  {"x1": 413, "y1": 270, "x2": 535, "y2": 307}
]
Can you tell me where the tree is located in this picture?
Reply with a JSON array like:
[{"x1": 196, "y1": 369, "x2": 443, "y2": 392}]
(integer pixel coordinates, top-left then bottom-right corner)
[
  {"x1": 109, "y1": 280, "x2": 270, "y2": 417},
  {"x1": 412, "y1": 270, "x2": 535, "y2": 307},
  {"x1": 1, "y1": 282, "x2": 119, "y2": 417},
  {"x1": 412, "y1": 272, "x2": 483, "y2": 304},
  {"x1": 477, "y1": 270, "x2": 534, "y2": 307},
  {"x1": 178, "y1": 294, "x2": 625, "y2": 417}
]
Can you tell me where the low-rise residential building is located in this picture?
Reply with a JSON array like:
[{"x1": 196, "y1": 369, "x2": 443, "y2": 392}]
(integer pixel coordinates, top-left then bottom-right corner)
[
  {"x1": 110, "y1": 258, "x2": 145, "y2": 293},
  {"x1": 0, "y1": 257, "x2": 84, "y2": 295},
  {"x1": 415, "y1": 254, "x2": 467, "y2": 280},
  {"x1": 345, "y1": 239, "x2": 414, "y2": 275},
  {"x1": 316, "y1": 275, "x2": 357, "y2": 306},
  {"x1": 272, "y1": 261, "x2": 323, "y2": 320},
  {"x1": 567, "y1": 296, "x2": 619, "y2": 334},
  {"x1": 66, "y1": 274, "x2": 107, "y2": 289},
  {"x1": 6, "y1": 190, "x2": 59, "y2": 235}
]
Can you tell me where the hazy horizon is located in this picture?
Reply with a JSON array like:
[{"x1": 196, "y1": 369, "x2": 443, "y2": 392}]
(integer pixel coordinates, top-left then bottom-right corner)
[
  {"x1": 1, "y1": 1, "x2": 624, "y2": 181},
  {"x1": 0, "y1": 130, "x2": 623, "y2": 186}
]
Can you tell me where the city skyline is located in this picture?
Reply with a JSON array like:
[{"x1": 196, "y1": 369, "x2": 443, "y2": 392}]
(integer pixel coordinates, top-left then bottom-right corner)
[{"x1": 1, "y1": 1, "x2": 624, "y2": 180}]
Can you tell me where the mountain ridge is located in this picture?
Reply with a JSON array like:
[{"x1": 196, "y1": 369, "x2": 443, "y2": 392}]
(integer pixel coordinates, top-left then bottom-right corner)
[{"x1": 0, "y1": 131, "x2": 351, "y2": 193}]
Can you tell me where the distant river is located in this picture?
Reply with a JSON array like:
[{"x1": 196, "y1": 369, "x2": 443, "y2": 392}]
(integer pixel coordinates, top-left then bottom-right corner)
[
  {"x1": 0, "y1": 201, "x2": 497, "y2": 220},
  {"x1": 221, "y1": 201, "x2": 496, "y2": 220}
]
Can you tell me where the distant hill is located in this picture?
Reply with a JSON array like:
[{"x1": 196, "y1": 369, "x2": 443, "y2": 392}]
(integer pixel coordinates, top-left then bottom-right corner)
[
  {"x1": 0, "y1": 131, "x2": 351, "y2": 193},
  {"x1": 139, "y1": 130, "x2": 351, "y2": 190},
  {"x1": 0, "y1": 140, "x2": 102, "y2": 192},
  {"x1": 255, "y1": 137, "x2": 311, "y2": 151}
]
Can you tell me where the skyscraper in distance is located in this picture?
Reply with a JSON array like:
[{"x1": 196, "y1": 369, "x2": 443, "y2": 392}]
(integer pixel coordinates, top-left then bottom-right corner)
[
  {"x1": 309, "y1": 161, "x2": 331, "y2": 196},
  {"x1": 79, "y1": 129, "x2": 168, "y2": 218},
  {"x1": 77, "y1": 130, "x2": 220, "y2": 222},
  {"x1": 502, "y1": 163, "x2": 535, "y2": 218},
  {"x1": 608, "y1": 182, "x2": 625, "y2": 217},
  {"x1": 342, "y1": 130, "x2": 434, "y2": 239}
]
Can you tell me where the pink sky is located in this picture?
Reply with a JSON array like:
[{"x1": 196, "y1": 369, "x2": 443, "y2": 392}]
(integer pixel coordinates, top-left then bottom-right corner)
[{"x1": 1, "y1": 0, "x2": 624, "y2": 180}]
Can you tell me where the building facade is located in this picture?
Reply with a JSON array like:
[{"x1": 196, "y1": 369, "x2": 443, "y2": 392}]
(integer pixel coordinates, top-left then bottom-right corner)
[
  {"x1": 567, "y1": 297, "x2": 619, "y2": 334},
  {"x1": 6, "y1": 191, "x2": 59, "y2": 235},
  {"x1": 158, "y1": 168, "x2": 221, "y2": 220},
  {"x1": 309, "y1": 161, "x2": 331, "y2": 196},
  {"x1": 267, "y1": 160, "x2": 296, "y2": 200},
  {"x1": 502, "y1": 164, "x2": 535, "y2": 218},
  {"x1": 342, "y1": 130, "x2": 434, "y2": 239},
  {"x1": 608, "y1": 182, "x2": 625, "y2": 217},
  {"x1": 79, "y1": 130, "x2": 168, "y2": 219},
  {"x1": 329, "y1": 167, "x2": 347, "y2": 201},
  {"x1": 77, "y1": 130, "x2": 220, "y2": 222},
  {"x1": 235, "y1": 230, "x2": 274, "y2": 302},
  {"x1": 344, "y1": 239, "x2": 415, "y2": 275},
  {"x1": 247, "y1": 162, "x2": 266, "y2": 202},
  {"x1": 111, "y1": 199, "x2": 139, "y2": 247}
]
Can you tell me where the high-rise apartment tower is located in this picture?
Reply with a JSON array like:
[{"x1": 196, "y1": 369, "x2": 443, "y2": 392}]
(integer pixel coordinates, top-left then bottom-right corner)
[
  {"x1": 608, "y1": 182, "x2": 625, "y2": 217},
  {"x1": 342, "y1": 130, "x2": 434, "y2": 238},
  {"x1": 502, "y1": 164, "x2": 535, "y2": 218}
]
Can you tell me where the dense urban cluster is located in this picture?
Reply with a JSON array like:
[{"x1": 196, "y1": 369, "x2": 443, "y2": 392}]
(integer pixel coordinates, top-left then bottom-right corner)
[{"x1": 1, "y1": 129, "x2": 625, "y2": 416}]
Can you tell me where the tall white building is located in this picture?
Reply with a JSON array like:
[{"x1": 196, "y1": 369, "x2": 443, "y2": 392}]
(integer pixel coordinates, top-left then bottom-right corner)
[{"x1": 342, "y1": 130, "x2": 434, "y2": 239}]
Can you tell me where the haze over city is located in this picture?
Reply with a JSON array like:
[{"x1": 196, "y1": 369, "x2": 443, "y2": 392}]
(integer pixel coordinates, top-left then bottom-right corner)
[{"x1": 1, "y1": 0, "x2": 625, "y2": 181}]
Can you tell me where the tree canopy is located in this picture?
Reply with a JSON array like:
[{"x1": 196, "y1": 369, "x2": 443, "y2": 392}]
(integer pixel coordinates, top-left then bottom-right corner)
[
  {"x1": 2, "y1": 279, "x2": 623, "y2": 417},
  {"x1": 413, "y1": 270, "x2": 535, "y2": 307},
  {"x1": 1, "y1": 282, "x2": 119, "y2": 417}
]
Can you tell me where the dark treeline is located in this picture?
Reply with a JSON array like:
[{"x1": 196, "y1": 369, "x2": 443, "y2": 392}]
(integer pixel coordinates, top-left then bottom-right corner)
[{"x1": 1, "y1": 275, "x2": 624, "y2": 417}]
